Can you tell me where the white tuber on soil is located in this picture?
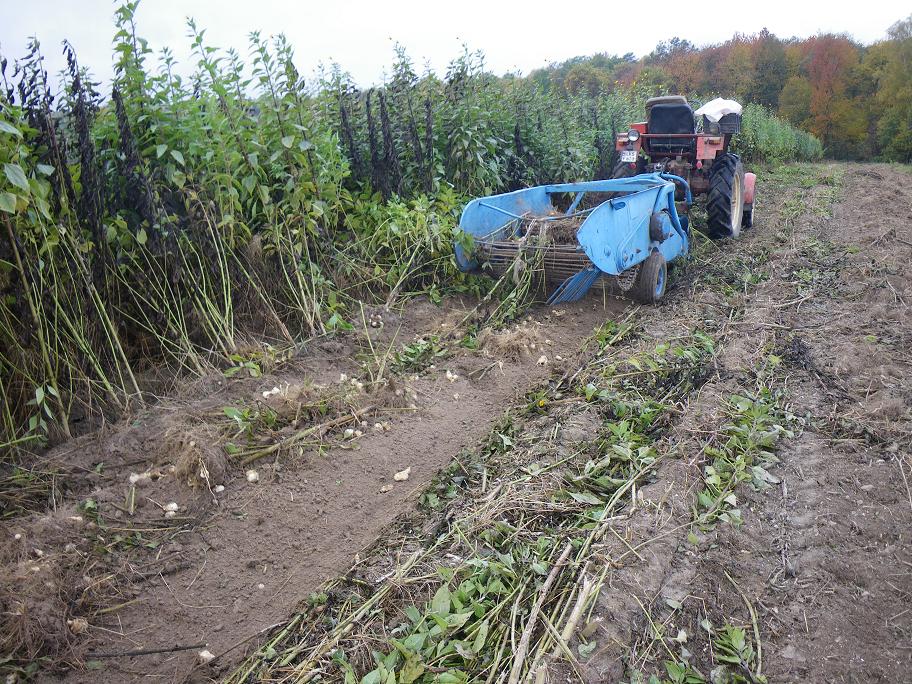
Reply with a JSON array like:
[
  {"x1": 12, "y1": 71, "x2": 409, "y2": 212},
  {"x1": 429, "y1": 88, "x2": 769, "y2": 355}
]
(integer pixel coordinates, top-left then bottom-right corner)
[
  {"x1": 246, "y1": 469, "x2": 260, "y2": 483},
  {"x1": 394, "y1": 467, "x2": 411, "y2": 482},
  {"x1": 198, "y1": 649, "x2": 216, "y2": 665},
  {"x1": 129, "y1": 472, "x2": 152, "y2": 486}
]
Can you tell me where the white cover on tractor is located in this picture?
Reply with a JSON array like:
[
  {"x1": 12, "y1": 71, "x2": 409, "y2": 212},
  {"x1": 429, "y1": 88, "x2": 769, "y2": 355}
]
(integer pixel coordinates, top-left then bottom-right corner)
[{"x1": 695, "y1": 98, "x2": 743, "y2": 122}]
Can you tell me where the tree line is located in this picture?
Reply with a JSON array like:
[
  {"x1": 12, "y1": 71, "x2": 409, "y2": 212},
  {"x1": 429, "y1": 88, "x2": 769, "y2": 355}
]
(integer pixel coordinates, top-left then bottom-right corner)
[{"x1": 530, "y1": 16, "x2": 912, "y2": 161}]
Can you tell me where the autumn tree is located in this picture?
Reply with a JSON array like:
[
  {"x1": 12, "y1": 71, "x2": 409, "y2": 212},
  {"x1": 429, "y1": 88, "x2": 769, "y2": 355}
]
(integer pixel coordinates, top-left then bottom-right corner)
[
  {"x1": 648, "y1": 37, "x2": 701, "y2": 93},
  {"x1": 794, "y1": 34, "x2": 864, "y2": 156}
]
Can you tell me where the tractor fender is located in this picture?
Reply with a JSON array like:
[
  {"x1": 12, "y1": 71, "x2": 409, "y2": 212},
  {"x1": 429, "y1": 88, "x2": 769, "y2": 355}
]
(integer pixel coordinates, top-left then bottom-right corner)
[{"x1": 744, "y1": 172, "x2": 757, "y2": 205}]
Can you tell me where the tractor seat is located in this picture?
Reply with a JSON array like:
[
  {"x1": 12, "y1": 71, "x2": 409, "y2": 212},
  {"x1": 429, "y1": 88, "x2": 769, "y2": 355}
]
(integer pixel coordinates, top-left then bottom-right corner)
[
  {"x1": 645, "y1": 95, "x2": 689, "y2": 111},
  {"x1": 647, "y1": 102, "x2": 696, "y2": 155}
]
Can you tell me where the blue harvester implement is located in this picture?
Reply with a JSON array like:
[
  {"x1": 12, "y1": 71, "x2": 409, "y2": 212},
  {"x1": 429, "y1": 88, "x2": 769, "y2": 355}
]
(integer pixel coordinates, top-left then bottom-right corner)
[{"x1": 455, "y1": 173, "x2": 692, "y2": 305}]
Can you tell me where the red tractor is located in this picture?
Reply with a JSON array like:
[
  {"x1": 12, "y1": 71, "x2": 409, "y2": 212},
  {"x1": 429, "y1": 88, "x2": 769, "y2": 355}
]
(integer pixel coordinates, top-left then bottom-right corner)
[{"x1": 613, "y1": 95, "x2": 756, "y2": 239}]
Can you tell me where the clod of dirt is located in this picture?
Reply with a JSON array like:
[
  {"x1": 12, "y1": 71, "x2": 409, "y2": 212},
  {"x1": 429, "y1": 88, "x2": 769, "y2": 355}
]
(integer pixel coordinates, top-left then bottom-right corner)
[
  {"x1": 393, "y1": 468, "x2": 411, "y2": 482},
  {"x1": 379, "y1": 484, "x2": 393, "y2": 493},
  {"x1": 246, "y1": 469, "x2": 260, "y2": 483},
  {"x1": 537, "y1": 355, "x2": 549, "y2": 366},
  {"x1": 446, "y1": 370, "x2": 459, "y2": 382},
  {"x1": 171, "y1": 427, "x2": 228, "y2": 490},
  {"x1": 198, "y1": 649, "x2": 215, "y2": 664},
  {"x1": 66, "y1": 618, "x2": 88, "y2": 635},
  {"x1": 477, "y1": 321, "x2": 544, "y2": 360}
]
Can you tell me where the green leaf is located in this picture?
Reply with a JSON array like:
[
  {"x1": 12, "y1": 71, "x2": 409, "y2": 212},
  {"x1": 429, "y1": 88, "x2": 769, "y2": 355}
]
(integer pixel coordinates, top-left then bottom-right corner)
[
  {"x1": 472, "y1": 619, "x2": 489, "y2": 653},
  {"x1": 577, "y1": 640, "x2": 597, "y2": 659},
  {"x1": 36, "y1": 164, "x2": 55, "y2": 176},
  {"x1": 0, "y1": 120, "x2": 23, "y2": 137},
  {"x1": 0, "y1": 192, "x2": 16, "y2": 213},
  {"x1": 136, "y1": 228, "x2": 148, "y2": 246},
  {"x1": 281, "y1": 135, "x2": 294, "y2": 148},
  {"x1": 156, "y1": 144, "x2": 167, "y2": 158},
  {"x1": 445, "y1": 611, "x2": 472, "y2": 629},
  {"x1": 4, "y1": 163, "x2": 30, "y2": 192},
  {"x1": 431, "y1": 586, "x2": 451, "y2": 615},
  {"x1": 568, "y1": 491, "x2": 603, "y2": 505},
  {"x1": 35, "y1": 386, "x2": 45, "y2": 405},
  {"x1": 399, "y1": 655, "x2": 425, "y2": 684},
  {"x1": 170, "y1": 150, "x2": 185, "y2": 165}
]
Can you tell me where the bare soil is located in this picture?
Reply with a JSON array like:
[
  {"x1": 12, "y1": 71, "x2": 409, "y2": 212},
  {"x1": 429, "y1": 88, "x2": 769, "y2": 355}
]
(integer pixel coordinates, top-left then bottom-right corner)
[
  {"x1": 2, "y1": 293, "x2": 619, "y2": 681},
  {"x1": 3, "y1": 163, "x2": 910, "y2": 683}
]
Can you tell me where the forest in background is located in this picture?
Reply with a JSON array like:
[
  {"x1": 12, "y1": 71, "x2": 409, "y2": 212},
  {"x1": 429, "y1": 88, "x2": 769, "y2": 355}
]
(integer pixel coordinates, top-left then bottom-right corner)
[{"x1": 531, "y1": 15, "x2": 912, "y2": 161}]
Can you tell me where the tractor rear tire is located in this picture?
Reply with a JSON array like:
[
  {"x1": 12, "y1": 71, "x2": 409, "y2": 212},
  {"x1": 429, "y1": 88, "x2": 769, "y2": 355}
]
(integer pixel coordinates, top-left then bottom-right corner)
[
  {"x1": 632, "y1": 251, "x2": 667, "y2": 304},
  {"x1": 706, "y1": 153, "x2": 745, "y2": 239}
]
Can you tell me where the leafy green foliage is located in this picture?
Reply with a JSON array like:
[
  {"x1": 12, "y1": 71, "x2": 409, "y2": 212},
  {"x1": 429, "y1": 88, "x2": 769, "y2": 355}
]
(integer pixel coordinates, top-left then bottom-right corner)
[
  {"x1": 693, "y1": 362, "x2": 793, "y2": 532},
  {"x1": 391, "y1": 336, "x2": 449, "y2": 374}
]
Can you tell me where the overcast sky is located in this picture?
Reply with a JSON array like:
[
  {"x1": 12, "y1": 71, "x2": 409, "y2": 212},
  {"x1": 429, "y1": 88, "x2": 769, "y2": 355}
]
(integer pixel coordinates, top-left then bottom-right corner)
[{"x1": 1, "y1": 1, "x2": 909, "y2": 95}]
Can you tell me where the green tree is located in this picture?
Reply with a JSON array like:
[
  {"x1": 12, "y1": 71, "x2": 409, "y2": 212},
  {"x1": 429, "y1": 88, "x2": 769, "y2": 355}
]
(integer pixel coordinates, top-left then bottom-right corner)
[
  {"x1": 778, "y1": 75, "x2": 813, "y2": 129},
  {"x1": 747, "y1": 29, "x2": 788, "y2": 108},
  {"x1": 876, "y1": 15, "x2": 912, "y2": 161}
]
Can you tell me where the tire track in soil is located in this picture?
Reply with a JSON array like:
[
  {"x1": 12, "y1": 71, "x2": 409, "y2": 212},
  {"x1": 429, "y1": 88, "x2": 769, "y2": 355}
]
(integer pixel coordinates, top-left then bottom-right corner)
[
  {"x1": 592, "y1": 163, "x2": 912, "y2": 683},
  {"x1": 725, "y1": 164, "x2": 912, "y2": 682}
]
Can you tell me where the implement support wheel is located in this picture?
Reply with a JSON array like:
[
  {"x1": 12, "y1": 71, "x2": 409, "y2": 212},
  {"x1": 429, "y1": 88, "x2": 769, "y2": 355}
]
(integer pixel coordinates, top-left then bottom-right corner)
[{"x1": 632, "y1": 251, "x2": 667, "y2": 304}]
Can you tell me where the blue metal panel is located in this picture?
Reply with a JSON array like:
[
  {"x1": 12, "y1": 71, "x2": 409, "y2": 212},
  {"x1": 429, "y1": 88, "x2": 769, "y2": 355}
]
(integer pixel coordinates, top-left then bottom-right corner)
[
  {"x1": 455, "y1": 186, "x2": 553, "y2": 270},
  {"x1": 576, "y1": 181, "x2": 673, "y2": 275}
]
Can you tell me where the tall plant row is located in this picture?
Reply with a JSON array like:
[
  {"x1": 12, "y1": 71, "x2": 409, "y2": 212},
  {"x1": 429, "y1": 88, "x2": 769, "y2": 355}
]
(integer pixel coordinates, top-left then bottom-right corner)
[{"x1": 0, "y1": 2, "x2": 821, "y2": 452}]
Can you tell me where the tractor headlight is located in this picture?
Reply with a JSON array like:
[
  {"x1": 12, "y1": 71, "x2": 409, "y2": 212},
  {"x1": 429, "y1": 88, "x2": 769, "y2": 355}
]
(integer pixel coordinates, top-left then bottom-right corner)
[{"x1": 627, "y1": 129, "x2": 640, "y2": 142}]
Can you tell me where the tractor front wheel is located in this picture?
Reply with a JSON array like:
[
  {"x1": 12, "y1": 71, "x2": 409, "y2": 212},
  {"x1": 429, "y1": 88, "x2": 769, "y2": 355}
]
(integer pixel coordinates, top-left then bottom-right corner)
[
  {"x1": 632, "y1": 251, "x2": 667, "y2": 304},
  {"x1": 706, "y1": 153, "x2": 746, "y2": 239}
]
